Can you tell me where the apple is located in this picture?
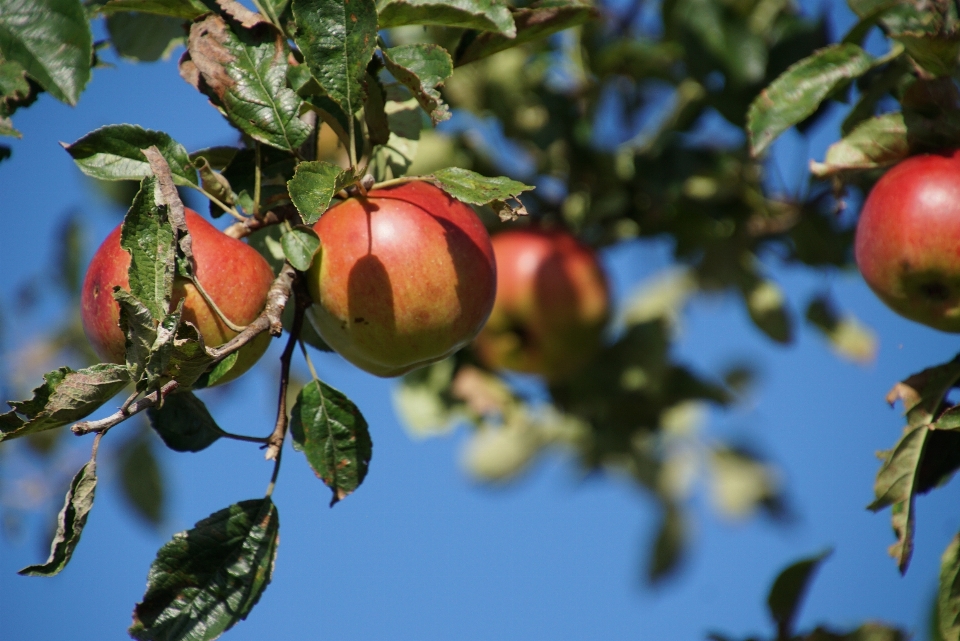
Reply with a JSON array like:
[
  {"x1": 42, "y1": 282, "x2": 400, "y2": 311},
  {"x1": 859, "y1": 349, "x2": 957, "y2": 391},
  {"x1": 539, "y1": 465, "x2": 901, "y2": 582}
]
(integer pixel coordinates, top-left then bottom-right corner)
[
  {"x1": 306, "y1": 180, "x2": 497, "y2": 377},
  {"x1": 81, "y1": 208, "x2": 276, "y2": 384},
  {"x1": 473, "y1": 227, "x2": 610, "y2": 381},
  {"x1": 855, "y1": 149, "x2": 960, "y2": 332}
]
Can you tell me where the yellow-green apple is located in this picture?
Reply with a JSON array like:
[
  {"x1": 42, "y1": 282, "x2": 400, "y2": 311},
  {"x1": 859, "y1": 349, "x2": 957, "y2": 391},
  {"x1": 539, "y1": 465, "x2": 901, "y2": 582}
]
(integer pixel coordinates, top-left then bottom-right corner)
[
  {"x1": 855, "y1": 149, "x2": 960, "y2": 332},
  {"x1": 306, "y1": 181, "x2": 497, "y2": 377},
  {"x1": 81, "y1": 208, "x2": 275, "y2": 384},
  {"x1": 473, "y1": 228, "x2": 609, "y2": 381}
]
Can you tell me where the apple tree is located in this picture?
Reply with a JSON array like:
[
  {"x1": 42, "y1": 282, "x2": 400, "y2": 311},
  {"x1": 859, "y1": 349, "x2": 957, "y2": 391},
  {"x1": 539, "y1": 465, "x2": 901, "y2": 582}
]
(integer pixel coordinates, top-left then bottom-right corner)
[{"x1": 0, "y1": 0, "x2": 957, "y2": 639}]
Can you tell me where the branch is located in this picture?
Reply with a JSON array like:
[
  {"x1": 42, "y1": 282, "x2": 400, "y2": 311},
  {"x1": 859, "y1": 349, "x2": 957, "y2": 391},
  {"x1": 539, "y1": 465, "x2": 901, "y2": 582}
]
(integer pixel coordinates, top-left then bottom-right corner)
[
  {"x1": 206, "y1": 262, "x2": 296, "y2": 361},
  {"x1": 72, "y1": 380, "x2": 180, "y2": 436}
]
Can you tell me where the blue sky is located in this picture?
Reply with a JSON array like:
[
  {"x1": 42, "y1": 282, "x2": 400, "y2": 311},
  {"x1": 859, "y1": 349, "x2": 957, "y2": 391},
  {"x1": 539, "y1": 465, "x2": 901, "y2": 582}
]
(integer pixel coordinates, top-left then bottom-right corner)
[{"x1": 1, "y1": 1, "x2": 959, "y2": 640}]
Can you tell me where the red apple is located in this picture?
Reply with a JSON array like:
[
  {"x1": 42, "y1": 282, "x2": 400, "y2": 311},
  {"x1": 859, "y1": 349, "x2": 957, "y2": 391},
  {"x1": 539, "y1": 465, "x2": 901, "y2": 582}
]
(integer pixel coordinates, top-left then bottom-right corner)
[
  {"x1": 306, "y1": 181, "x2": 497, "y2": 377},
  {"x1": 81, "y1": 208, "x2": 275, "y2": 384},
  {"x1": 473, "y1": 228, "x2": 610, "y2": 381},
  {"x1": 855, "y1": 149, "x2": 960, "y2": 332}
]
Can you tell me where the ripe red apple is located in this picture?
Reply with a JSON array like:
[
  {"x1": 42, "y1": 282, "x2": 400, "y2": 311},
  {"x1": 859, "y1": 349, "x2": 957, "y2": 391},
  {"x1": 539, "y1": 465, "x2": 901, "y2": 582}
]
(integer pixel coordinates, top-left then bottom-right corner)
[
  {"x1": 473, "y1": 228, "x2": 610, "y2": 382},
  {"x1": 306, "y1": 181, "x2": 497, "y2": 377},
  {"x1": 81, "y1": 208, "x2": 275, "y2": 384},
  {"x1": 855, "y1": 149, "x2": 960, "y2": 332}
]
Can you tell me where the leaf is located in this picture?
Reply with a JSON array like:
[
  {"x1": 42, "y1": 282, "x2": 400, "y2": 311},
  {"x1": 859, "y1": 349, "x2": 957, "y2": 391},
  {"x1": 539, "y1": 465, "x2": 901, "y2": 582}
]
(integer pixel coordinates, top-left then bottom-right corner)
[
  {"x1": 895, "y1": 33, "x2": 960, "y2": 78},
  {"x1": 454, "y1": 0, "x2": 595, "y2": 66},
  {"x1": 65, "y1": 124, "x2": 198, "y2": 186},
  {"x1": 940, "y1": 533, "x2": 960, "y2": 641},
  {"x1": 0, "y1": 0, "x2": 92, "y2": 105},
  {"x1": 122, "y1": 176, "x2": 176, "y2": 320},
  {"x1": 885, "y1": 355, "x2": 960, "y2": 428},
  {"x1": 291, "y1": 0, "x2": 378, "y2": 119},
  {"x1": 18, "y1": 459, "x2": 97, "y2": 576},
  {"x1": 766, "y1": 550, "x2": 832, "y2": 638},
  {"x1": 144, "y1": 308, "x2": 215, "y2": 391},
  {"x1": 647, "y1": 504, "x2": 685, "y2": 584},
  {"x1": 119, "y1": 435, "x2": 165, "y2": 526},
  {"x1": 747, "y1": 43, "x2": 874, "y2": 157},
  {"x1": 809, "y1": 113, "x2": 909, "y2": 178},
  {"x1": 129, "y1": 498, "x2": 279, "y2": 641},
  {"x1": 805, "y1": 295, "x2": 877, "y2": 364},
  {"x1": 743, "y1": 279, "x2": 793, "y2": 344},
  {"x1": 381, "y1": 44, "x2": 452, "y2": 125},
  {"x1": 368, "y1": 97, "x2": 420, "y2": 181},
  {"x1": 180, "y1": 15, "x2": 311, "y2": 152},
  {"x1": 98, "y1": 0, "x2": 210, "y2": 19},
  {"x1": 363, "y1": 70, "x2": 390, "y2": 146},
  {"x1": 868, "y1": 424, "x2": 929, "y2": 573},
  {"x1": 115, "y1": 289, "x2": 158, "y2": 378},
  {"x1": 147, "y1": 390, "x2": 222, "y2": 452},
  {"x1": 0, "y1": 56, "x2": 41, "y2": 127},
  {"x1": 290, "y1": 380, "x2": 372, "y2": 506},
  {"x1": 430, "y1": 167, "x2": 533, "y2": 211},
  {"x1": 280, "y1": 226, "x2": 320, "y2": 271},
  {"x1": 107, "y1": 12, "x2": 186, "y2": 62},
  {"x1": 377, "y1": 0, "x2": 514, "y2": 34},
  {"x1": 189, "y1": 145, "x2": 238, "y2": 170},
  {"x1": 0, "y1": 364, "x2": 131, "y2": 442},
  {"x1": 287, "y1": 160, "x2": 353, "y2": 224}
]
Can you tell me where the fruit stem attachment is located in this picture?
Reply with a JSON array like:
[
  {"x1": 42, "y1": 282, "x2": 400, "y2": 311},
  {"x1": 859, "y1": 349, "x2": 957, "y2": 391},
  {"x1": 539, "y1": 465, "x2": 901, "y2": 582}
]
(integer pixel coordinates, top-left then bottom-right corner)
[
  {"x1": 190, "y1": 276, "x2": 249, "y2": 334},
  {"x1": 370, "y1": 175, "x2": 423, "y2": 191},
  {"x1": 72, "y1": 380, "x2": 180, "y2": 436},
  {"x1": 191, "y1": 184, "x2": 245, "y2": 222},
  {"x1": 254, "y1": 142, "x2": 262, "y2": 217}
]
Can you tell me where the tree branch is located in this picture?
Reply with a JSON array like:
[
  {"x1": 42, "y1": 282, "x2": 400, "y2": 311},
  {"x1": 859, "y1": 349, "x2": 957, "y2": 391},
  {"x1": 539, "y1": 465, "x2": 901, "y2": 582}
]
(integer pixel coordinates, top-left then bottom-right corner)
[
  {"x1": 72, "y1": 380, "x2": 180, "y2": 436},
  {"x1": 264, "y1": 274, "x2": 309, "y2": 462}
]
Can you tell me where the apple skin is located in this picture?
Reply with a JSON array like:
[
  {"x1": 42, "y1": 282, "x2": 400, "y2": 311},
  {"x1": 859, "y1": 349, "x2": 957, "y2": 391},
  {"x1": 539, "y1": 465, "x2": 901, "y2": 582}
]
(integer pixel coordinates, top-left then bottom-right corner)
[
  {"x1": 855, "y1": 149, "x2": 960, "y2": 332},
  {"x1": 81, "y1": 209, "x2": 275, "y2": 385},
  {"x1": 306, "y1": 181, "x2": 497, "y2": 377},
  {"x1": 473, "y1": 228, "x2": 610, "y2": 382}
]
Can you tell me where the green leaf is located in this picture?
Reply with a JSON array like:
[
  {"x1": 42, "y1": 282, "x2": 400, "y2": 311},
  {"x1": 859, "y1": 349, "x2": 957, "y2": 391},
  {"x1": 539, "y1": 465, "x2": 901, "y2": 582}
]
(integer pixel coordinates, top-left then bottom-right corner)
[
  {"x1": 368, "y1": 97, "x2": 420, "y2": 181},
  {"x1": 181, "y1": 15, "x2": 311, "y2": 152},
  {"x1": 189, "y1": 146, "x2": 238, "y2": 170},
  {"x1": 805, "y1": 295, "x2": 877, "y2": 364},
  {"x1": 115, "y1": 289, "x2": 158, "y2": 378},
  {"x1": 809, "y1": 113, "x2": 908, "y2": 179},
  {"x1": 65, "y1": 124, "x2": 198, "y2": 186},
  {"x1": 895, "y1": 33, "x2": 960, "y2": 78},
  {"x1": 107, "y1": 12, "x2": 186, "y2": 62},
  {"x1": 280, "y1": 226, "x2": 320, "y2": 271},
  {"x1": 381, "y1": 44, "x2": 452, "y2": 125},
  {"x1": 147, "y1": 390, "x2": 222, "y2": 452},
  {"x1": 122, "y1": 176, "x2": 176, "y2": 320},
  {"x1": 885, "y1": 355, "x2": 960, "y2": 429},
  {"x1": 119, "y1": 435, "x2": 165, "y2": 526},
  {"x1": 291, "y1": 0, "x2": 378, "y2": 119},
  {"x1": 0, "y1": 56, "x2": 41, "y2": 129},
  {"x1": 868, "y1": 424, "x2": 929, "y2": 573},
  {"x1": 143, "y1": 307, "x2": 215, "y2": 391},
  {"x1": 747, "y1": 43, "x2": 874, "y2": 157},
  {"x1": 363, "y1": 70, "x2": 390, "y2": 146},
  {"x1": 377, "y1": 0, "x2": 514, "y2": 34},
  {"x1": 98, "y1": 0, "x2": 210, "y2": 19},
  {"x1": 0, "y1": 0, "x2": 92, "y2": 105},
  {"x1": 18, "y1": 458, "x2": 97, "y2": 576},
  {"x1": 647, "y1": 504, "x2": 685, "y2": 585},
  {"x1": 129, "y1": 498, "x2": 279, "y2": 641},
  {"x1": 287, "y1": 160, "x2": 353, "y2": 224},
  {"x1": 430, "y1": 166, "x2": 533, "y2": 218},
  {"x1": 742, "y1": 279, "x2": 793, "y2": 344},
  {"x1": 940, "y1": 533, "x2": 960, "y2": 641},
  {"x1": 0, "y1": 364, "x2": 131, "y2": 442},
  {"x1": 766, "y1": 550, "x2": 832, "y2": 638},
  {"x1": 454, "y1": 0, "x2": 596, "y2": 66},
  {"x1": 287, "y1": 64, "x2": 353, "y2": 148},
  {"x1": 290, "y1": 379, "x2": 372, "y2": 506}
]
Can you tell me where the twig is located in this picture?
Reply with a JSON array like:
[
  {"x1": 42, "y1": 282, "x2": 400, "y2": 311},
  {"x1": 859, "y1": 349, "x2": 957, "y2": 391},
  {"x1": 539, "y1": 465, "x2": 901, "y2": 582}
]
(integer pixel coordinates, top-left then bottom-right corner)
[
  {"x1": 207, "y1": 262, "x2": 296, "y2": 361},
  {"x1": 371, "y1": 175, "x2": 422, "y2": 191},
  {"x1": 72, "y1": 380, "x2": 180, "y2": 436},
  {"x1": 263, "y1": 273, "x2": 309, "y2": 462}
]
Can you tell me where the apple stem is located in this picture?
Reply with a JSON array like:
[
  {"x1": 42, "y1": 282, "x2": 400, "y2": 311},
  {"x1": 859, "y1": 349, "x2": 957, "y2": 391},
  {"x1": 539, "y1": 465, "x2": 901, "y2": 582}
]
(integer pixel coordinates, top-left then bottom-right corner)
[
  {"x1": 370, "y1": 175, "x2": 421, "y2": 191},
  {"x1": 191, "y1": 276, "x2": 249, "y2": 333},
  {"x1": 253, "y1": 143, "x2": 262, "y2": 217},
  {"x1": 193, "y1": 184, "x2": 245, "y2": 222}
]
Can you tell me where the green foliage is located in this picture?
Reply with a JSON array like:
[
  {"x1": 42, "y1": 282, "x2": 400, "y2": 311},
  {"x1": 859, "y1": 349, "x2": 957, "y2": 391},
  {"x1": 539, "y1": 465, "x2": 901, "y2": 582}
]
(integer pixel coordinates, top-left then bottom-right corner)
[
  {"x1": 66, "y1": 125, "x2": 198, "y2": 186},
  {"x1": 129, "y1": 499, "x2": 280, "y2": 641},
  {"x1": 147, "y1": 391, "x2": 223, "y2": 452},
  {"x1": 941, "y1": 533, "x2": 960, "y2": 641},
  {"x1": 377, "y1": 0, "x2": 515, "y2": 34},
  {"x1": 119, "y1": 433, "x2": 166, "y2": 526},
  {"x1": 287, "y1": 160, "x2": 355, "y2": 224},
  {"x1": 381, "y1": 43, "x2": 453, "y2": 124},
  {"x1": 290, "y1": 379, "x2": 372, "y2": 506},
  {"x1": 279, "y1": 225, "x2": 320, "y2": 271},
  {"x1": 766, "y1": 550, "x2": 831, "y2": 638}
]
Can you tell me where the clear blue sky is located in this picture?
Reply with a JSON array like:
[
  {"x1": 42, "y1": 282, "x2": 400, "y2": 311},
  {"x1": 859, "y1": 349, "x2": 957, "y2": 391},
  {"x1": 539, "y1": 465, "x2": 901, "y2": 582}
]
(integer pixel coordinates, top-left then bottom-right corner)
[{"x1": 1, "y1": 1, "x2": 958, "y2": 640}]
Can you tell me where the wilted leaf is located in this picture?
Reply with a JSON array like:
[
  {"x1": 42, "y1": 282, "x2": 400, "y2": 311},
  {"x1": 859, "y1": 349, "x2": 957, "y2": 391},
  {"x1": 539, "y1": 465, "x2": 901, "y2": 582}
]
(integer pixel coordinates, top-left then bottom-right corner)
[
  {"x1": 291, "y1": 0, "x2": 378, "y2": 119},
  {"x1": 287, "y1": 160, "x2": 354, "y2": 224},
  {"x1": 885, "y1": 355, "x2": 960, "y2": 428},
  {"x1": 0, "y1": 364, "x2": 131, "y2": 442},
  {"x1": 65, "y1": 125, "x2": 198, "y2": 186},
  {"x1": 748, "y1": 43, "x2": 873, "y2": 156},
  {"x1": 148, "y1": 390, "x2": 223, "y2": 452},
  {"x1": 0, "y1": 0, "x2": 92, "y2": 105},
  {"x1": 181, "y1": 15, "x2": 311, "y2": 152},
  {"x1": 18, "y1": 458, "x2": 97, "y2": 576},
  {"x1": 290, "y1": 380, "x2": 372, "y2": 506},
  {"x1": 940, "y1": 533, "x2": 960, "y2": 641},
  {"x1": 381, "y1": 44, "x2": 453, "y2": 125},
  {"x1": 767, "y1": 550, "x2": 832, "y2": 638},
  {"x1": 122, "y1": 176, "x2": 176, "y2": 320},
  {"x1": 454, "y1": 0, "x2": 596, "y2": 66},
  {"x1": 280, "y1": 225, "x2": 320, "y2": 271},
  {"x1": 119, "y1": 435, "x2": 165, "y2": 526},
  {"x1": 378, "y1": 0, "x2": 514, "y2": 34},
  {"x1": 129, "y1": 498, "x2": 279, "y2": 641}
]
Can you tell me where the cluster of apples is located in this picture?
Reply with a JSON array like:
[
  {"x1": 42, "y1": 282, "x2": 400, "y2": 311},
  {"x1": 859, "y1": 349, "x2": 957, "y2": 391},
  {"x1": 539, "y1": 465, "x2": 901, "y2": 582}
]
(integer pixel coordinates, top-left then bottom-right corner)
[{"x1": 81, "y1": 181, "x2": 610, "y2": 385}]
